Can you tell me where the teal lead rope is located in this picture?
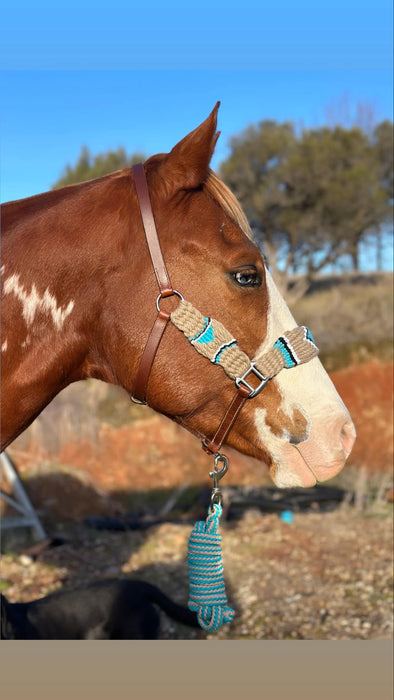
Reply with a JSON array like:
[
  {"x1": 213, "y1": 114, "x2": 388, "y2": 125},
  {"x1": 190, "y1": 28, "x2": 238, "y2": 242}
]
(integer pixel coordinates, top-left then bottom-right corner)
[
  {"x1": 187, "y1": 503, "x2": 235, "y2": 631},
  {"x1": 187, "y1": 455, "x2": 235, "y2": 631}
]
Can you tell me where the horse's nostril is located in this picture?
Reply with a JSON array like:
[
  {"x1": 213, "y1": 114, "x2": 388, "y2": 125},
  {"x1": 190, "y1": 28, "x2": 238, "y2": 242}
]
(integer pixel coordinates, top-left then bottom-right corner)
[
  {"x1": 289, "y1": 433, "x2": 306, "y2": 446},
  {"x1": 340, "y1": 419, "x2": 356, "y2": 458}
]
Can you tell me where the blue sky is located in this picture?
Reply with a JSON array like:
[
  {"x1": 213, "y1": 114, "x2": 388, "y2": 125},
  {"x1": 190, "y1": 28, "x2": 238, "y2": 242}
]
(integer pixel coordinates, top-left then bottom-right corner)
[
  {"x1": 2, "y1": 70, "x2": 392, "y2": 202},
  {"x1": 1, "y1": 1, "x2": 393, "y2": 269},
  {"x1": 1, "y1": 1, "x2": 392, "y2": 71}
]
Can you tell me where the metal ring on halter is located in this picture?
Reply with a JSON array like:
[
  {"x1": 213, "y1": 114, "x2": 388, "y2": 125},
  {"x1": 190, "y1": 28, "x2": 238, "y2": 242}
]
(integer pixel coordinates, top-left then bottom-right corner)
[{"x1": 156, "y1": 290, "x2": 184, "y2": 313}]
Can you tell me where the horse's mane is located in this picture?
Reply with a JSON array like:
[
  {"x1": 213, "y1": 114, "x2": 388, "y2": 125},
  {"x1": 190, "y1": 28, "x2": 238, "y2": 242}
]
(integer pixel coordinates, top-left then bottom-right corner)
[{"x1": 204, "y1": 171, "x2": 253, "y2": 242}]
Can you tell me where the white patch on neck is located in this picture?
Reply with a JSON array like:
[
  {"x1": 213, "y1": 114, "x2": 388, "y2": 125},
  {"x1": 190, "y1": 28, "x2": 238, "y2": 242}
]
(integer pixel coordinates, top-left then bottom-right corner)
[
  {"x1": 1, "y1": 339, "x2": 7, "y2": 352},
  {"x1": 3, "y1": 273, "x2": 74, "y2": 330}
]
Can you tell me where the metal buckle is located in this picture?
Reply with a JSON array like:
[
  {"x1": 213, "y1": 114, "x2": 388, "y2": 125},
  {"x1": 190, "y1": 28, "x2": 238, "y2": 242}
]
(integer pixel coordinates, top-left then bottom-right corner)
[
  {"x1": 130, "y1": 396, "x2": 147, "y2": 405},
  {"x1": 235, "y1": 362, "x2": 269, "y2": 398}
]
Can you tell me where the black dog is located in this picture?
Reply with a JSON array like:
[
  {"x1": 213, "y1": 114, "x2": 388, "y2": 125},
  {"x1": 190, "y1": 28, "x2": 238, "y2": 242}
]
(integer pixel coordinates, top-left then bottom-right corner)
[{"x1": 1, "y1": 579, "x2": 200, "y2": 639}]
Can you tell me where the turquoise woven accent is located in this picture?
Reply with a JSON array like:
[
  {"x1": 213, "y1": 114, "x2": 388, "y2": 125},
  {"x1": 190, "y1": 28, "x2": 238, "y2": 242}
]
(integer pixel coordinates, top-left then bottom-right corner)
[
  {"x1": 305, "y1": 327, "x2": 316, "y2": 346},
  {"x1": 195, "y1": 322, "x2": 214, "y2": 345},
  {"x1": 187, "y1": 504, "x2": 235, "y2": 631},
  {"x1": 213, "y1": 340, "x2": 237, "y2": 364},
  {"x1": 273, "y1": 337, "x2": 297, "y2": 368},
  {"x1": 188, "y1": 316, "x2": 210, "y2": 342}
]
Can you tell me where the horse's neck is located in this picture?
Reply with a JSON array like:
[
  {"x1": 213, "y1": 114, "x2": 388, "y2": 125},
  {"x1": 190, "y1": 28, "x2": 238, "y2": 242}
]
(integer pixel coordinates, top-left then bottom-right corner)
[
  {"x1": 1, "y1": 304, "x2": 88, "y2": 449},
  {"x1": 1, "y1": 172, "x2": 134, "y2": 448}
]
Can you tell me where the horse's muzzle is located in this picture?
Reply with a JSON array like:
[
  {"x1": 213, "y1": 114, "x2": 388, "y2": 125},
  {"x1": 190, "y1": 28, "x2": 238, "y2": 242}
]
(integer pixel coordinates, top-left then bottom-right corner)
[{"x1": 269, "y1": 414, "x2": 356, "y2": 488}]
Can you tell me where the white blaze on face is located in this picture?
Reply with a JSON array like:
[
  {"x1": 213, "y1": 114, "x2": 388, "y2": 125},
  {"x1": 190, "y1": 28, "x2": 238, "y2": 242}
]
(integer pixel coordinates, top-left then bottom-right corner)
[
  {"x1": 2, "y1": 272, "x2": 74, "y2": 331},
  {"x1": 253, "y1": 271, "x2": 355, "y2": 488}
]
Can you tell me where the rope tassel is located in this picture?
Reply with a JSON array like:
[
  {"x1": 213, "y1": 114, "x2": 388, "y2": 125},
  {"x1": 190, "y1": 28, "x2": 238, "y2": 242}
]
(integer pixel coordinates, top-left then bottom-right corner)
[{"x1": 187, "y1": 503, "x2": 235, "y2": 631}]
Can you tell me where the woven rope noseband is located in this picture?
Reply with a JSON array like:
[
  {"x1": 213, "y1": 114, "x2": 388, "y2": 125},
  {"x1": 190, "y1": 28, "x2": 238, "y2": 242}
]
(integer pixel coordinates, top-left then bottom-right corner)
[{"x1": 171, "y1": 299, "x2": 318, "y2": 388}]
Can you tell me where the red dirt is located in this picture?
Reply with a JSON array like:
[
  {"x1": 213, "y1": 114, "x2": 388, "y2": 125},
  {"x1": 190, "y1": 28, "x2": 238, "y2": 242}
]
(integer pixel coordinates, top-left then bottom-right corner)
[{"x1": 330, "y1": 361, "x2": 393, "y2": 472}]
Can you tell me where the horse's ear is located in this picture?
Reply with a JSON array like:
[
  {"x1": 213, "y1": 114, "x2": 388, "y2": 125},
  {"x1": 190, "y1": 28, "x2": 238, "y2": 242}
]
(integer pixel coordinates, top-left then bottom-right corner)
[{"x1": 157, "y1": 102, "x2": 220, "y2": 194}]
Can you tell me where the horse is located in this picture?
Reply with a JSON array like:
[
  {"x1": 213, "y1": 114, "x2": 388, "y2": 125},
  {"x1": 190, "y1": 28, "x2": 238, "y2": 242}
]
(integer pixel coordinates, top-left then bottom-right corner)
[{"x1": 1, "y1": 103, "x2": 355, "y2": 489}]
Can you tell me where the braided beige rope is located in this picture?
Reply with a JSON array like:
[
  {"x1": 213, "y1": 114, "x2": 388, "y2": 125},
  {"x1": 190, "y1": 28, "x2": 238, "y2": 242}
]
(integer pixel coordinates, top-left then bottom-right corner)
[
  {"x1": 171, "y1": 299, "x2": 318, "y2": 385},
  {"x1": 171, "y1": 300, "x2": 250, "y2": 378},
  {"x1": 255, "y1": 326, "x2": 319, "y2": 377}
]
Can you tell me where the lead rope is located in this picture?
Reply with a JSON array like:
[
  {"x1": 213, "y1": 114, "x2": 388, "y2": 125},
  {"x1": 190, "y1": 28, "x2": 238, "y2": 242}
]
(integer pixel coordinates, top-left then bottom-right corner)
[{"x1": 187, "y1": 455, "x2": 235, "y2": 631}]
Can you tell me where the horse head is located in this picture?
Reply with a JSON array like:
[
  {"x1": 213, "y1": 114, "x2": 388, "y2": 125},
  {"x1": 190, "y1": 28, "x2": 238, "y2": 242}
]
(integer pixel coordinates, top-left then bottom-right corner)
[
  {"x1": 113, "y1": 104, "x2": 356, "y2": 487},
  {"x1": 1, "y1": 104, "x2": 355, "y2": 488}
]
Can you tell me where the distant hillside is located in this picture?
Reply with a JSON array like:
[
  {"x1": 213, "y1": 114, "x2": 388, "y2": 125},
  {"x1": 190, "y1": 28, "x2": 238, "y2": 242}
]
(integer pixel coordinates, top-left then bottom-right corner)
[{"x1": 290, "y1": 272, "x2": 393, "y2": 370}]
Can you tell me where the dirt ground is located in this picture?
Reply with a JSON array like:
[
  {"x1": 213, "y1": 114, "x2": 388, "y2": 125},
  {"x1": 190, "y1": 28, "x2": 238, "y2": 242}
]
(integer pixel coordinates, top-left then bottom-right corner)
[
  {"x1": 1, "y1": 360, "x2": 393, "y2": 640},
  {"x1": 1, "y1": 507, "x2": 392, "y2": 640}
]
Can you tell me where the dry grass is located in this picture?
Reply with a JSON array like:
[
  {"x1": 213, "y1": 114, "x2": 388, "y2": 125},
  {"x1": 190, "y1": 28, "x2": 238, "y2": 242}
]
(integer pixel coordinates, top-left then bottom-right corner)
[{"x1": 291, "y1": 272, "x2": 393, "y2": 367}]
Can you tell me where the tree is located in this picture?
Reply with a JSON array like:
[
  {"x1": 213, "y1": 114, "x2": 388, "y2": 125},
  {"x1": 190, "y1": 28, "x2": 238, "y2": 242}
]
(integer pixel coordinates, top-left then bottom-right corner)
[
  {"x1": 220, "y1": 120, "x2": 391, "y2": 295},
  {"x1": 373, "y1": 120, "x2": 394, "y2": 201},
  {"x1": 279, "y1": 126, "x2": 387, "y2": 273},
  {"x1": 52, "y1": 146, "x2": 146, "y2": 189},
  {"x1": 220, "y1": 121, "x2": 296, "y2": 276},
  {"x1": 370, "y1": 120, "x2": 394, "y2": 270}
]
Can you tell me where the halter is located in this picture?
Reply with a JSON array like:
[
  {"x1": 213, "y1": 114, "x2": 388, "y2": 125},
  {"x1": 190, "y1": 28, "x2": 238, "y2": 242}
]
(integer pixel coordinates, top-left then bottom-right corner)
[
  {"x1": 131, "y1": 162, "x2": 319, "y2": 631},
  {"x1": 131, "y1": 162, "x2": 318, "y2": 469}
]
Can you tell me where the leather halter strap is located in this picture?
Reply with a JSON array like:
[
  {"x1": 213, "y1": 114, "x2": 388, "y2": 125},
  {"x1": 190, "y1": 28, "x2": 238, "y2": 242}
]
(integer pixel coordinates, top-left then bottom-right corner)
[
  {"x1": 131, "y1": 162, "x2": 251, "y2": 453},
  {"x1": 132, "y1": 163, "x2": 173, "y2": 296},
  {"x1": 201, "y1": 385, "x2": 250, "y2": 455},
  {"x1": 131, "y1": 163, "x2": 175, "y2": 404}
]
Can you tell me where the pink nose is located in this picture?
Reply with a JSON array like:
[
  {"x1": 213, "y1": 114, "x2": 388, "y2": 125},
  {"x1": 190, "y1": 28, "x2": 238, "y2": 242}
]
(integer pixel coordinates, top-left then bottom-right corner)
[
  {"x1": 340, "y1": 418, "x2": 357, "y2": 459},
  {"x1": 285, "y1": 414, "x2": 357, "y2": 486}
]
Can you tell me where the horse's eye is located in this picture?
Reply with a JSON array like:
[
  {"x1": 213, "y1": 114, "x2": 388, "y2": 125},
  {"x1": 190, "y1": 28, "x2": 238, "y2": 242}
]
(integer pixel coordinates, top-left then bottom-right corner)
[{"x1": 231, "y1": 269, "x2": 261, "y2": 288}]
